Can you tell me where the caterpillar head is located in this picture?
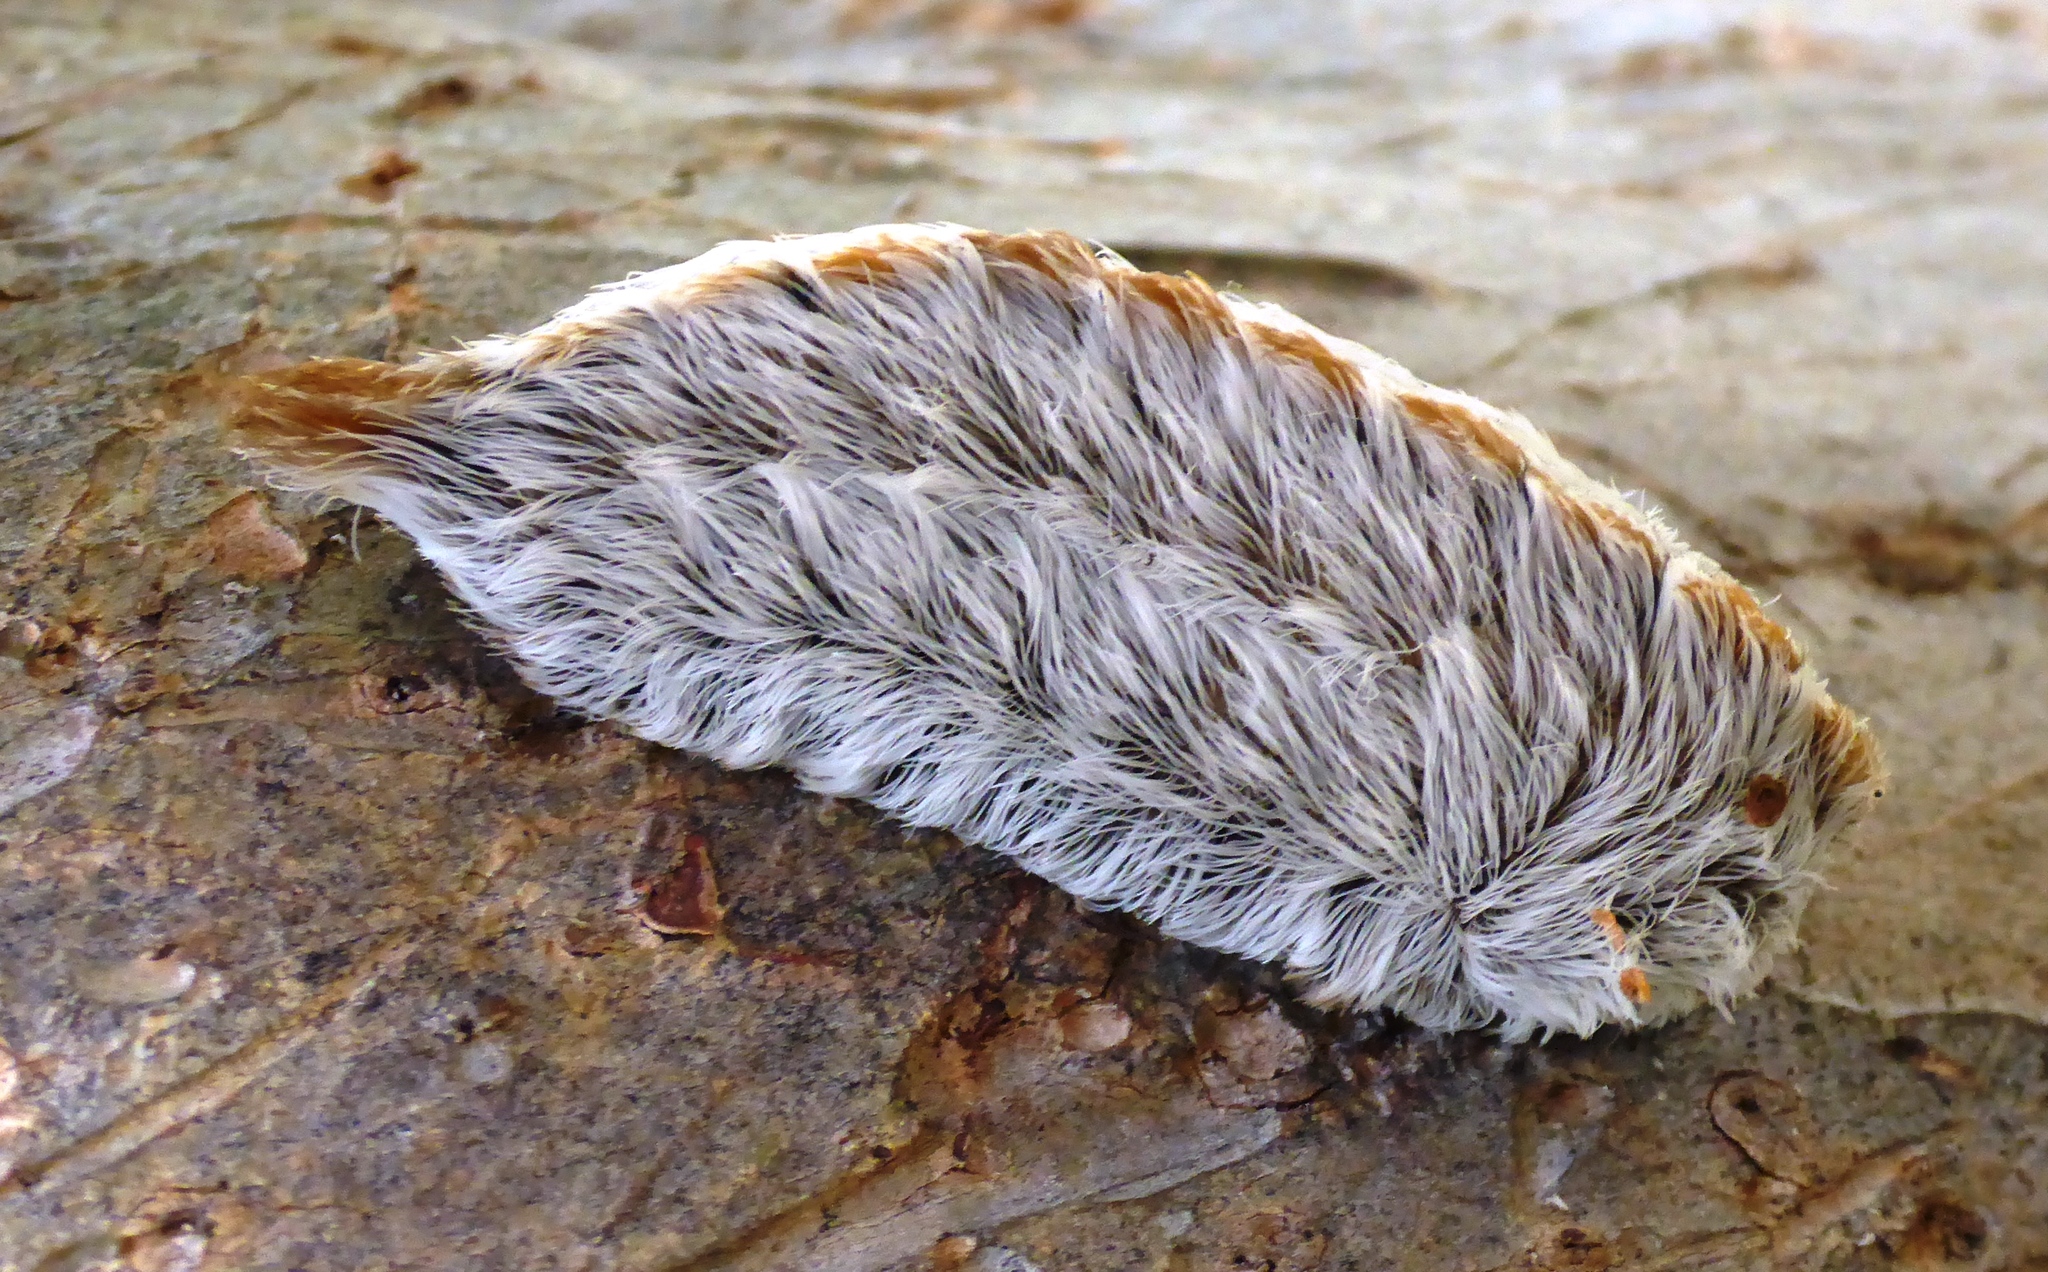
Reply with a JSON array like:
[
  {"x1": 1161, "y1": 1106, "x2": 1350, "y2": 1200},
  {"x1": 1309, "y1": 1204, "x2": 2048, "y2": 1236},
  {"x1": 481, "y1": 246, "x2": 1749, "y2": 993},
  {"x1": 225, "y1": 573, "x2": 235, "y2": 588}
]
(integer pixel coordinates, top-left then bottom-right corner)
[{"x1": 1298, "y1": 566, "x2": 1887, "y2": 1040}]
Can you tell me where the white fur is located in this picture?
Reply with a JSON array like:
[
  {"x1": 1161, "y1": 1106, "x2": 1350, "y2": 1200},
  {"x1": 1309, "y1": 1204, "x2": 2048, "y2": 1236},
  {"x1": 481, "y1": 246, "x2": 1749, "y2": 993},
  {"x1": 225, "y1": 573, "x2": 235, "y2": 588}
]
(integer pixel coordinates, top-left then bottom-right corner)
[{"x1": 236, "y1": 223, "x2": 1884, "y2": 1038}]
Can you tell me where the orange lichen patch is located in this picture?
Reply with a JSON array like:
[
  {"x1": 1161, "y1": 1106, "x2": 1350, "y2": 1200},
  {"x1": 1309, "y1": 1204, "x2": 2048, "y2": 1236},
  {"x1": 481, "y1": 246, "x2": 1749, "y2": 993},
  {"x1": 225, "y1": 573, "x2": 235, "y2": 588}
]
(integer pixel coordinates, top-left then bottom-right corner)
[
  {"x1": 1396, "y1": 390, "x2": 1528, "y2": 474},
  {"x1": 634, "y1": 832, "x2": 723, "y2": 936},
  {"x1": 230, "y1": 357, "x2": 464, "y2": 462},
  {"x1": 1810, "y1": 697, "x2": 1884, "y2": 795},
  {"x1": 337, "y1": 149, "x2": 420, "y2": 203},
  {"x1": 1591, "y1": 908, "x2": 1628, "y2": 952},
  {"x1": 1677, "y1": 575, "x2": 1805, "y2": 672},
  {"x1": 837, "y1": 0, "x2": 1093, "y2": 36},
  {"x1": 1243, "y1": 321, "x2": 1364, "y2": 395},
  {"x1": 1618, "y1": 967, "x2": 1653, "y2": 1005},
  {"x1": 1743, "y1": 774, "x2": 1791, "y2": 828}
]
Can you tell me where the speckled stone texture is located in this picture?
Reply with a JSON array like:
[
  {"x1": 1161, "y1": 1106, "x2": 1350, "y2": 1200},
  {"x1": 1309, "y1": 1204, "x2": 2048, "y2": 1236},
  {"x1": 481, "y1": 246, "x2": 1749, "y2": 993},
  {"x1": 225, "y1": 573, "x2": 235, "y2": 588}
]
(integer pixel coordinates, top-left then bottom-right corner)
[{"x1": 3, "y1": 2, "x2": 2047, "y2": 1269}]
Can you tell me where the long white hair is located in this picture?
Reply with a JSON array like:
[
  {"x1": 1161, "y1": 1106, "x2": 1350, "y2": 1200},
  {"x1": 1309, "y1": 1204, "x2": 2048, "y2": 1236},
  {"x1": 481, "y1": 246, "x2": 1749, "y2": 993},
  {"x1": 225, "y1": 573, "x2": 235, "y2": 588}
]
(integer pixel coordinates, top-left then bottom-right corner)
[{"x1": 232, "y1": 223, "x2": 1884, "y2": 1038}]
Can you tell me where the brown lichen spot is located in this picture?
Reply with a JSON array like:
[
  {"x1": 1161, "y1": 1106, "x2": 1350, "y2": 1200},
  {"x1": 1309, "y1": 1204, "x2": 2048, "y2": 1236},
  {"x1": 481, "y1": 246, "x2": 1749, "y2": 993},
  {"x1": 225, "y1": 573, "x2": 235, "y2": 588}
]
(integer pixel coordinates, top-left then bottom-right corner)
[
  {"x1": 15, "y1": 622, "x2": 81, "y2": 683},
  {"x1": 1715, "y1": 243, "x2": 1820, "y2": 289},
  {"x1": 337, "y1": 149, "x2": 420, "y2": 203},
  {"x1": 1810, "y1": 697, "x2": 1884, "y2": 796},
  {"x1": 470, "y1": 991, "x2": 524, "y2": 1034},
  {"x1": 838, "y1": 0, "x2": 1094, "y2": 37},
  {"x1": 806, "y1": 81, "x2": 1013, "y2": 113},
  {"x1": 1396, "y1": 390, "x2": 1528, "y2": 474},
  {"x1": 385, "y1": 280, "x2": 433, "y2": 320},
  {"x1": 322, "y1": 31, "x2": 406, "y2": 59},
  {"x1": 1222, "y1": 1208, "x2": 1331, "y2": 1272},
  {"x1": 1847, "y1": 513, "x2": 2024, "y2": 595},
  {"x1": 1603, "y1": 22, "x2": 1847, "y2": 85},
  {"x1": 1678, "y1": 575, "x2": 1805, "y2": 671},
  {"x1": 1980, "y1": 4, "x2": 2048, "y2": 41},
  {"x1": 384, "y1": 74, "x2": 477, "y2": 122},
  {"x1": 1890, "y1": 1195, "x2": 1989, "y2": 1266},
  {"x1": 200, "y1": 492, "x2": 308, "y2": 582},
  {"x1": 1882, "y1": 1036, "x2": 1978, "y2": 1089},
  {"x1": 350, "y1": 670, "x2": 448, "y2": 717},
  {"x1": 1530, "y1": 1226, "x2": 1617, "y2": 1272},
  {"x1": 1117, "y1": 247, "x2": 1426, "y2": 299},
  {"x1": 230, "y1": 357, "x2": 469, "y2": 463},
  {"x1": 1743, "y1": 774, "x2": 1791, "y2": 828},
  {"x1": 634, "y1": 832, "x2": 723, "y2": 936},
  {"x1": 1618, "y1": 967, "x2": 1652, "y2": 1005},
  {"x1": 1527, "y1": 1074, "x2": 1618, "y2": 1132},
  {"x1": 558, "y1": 922, "x2": 618, "y2": 958},
  {"x1": 1245, "y1": 321, "x2": 1364, "y2": 395}
]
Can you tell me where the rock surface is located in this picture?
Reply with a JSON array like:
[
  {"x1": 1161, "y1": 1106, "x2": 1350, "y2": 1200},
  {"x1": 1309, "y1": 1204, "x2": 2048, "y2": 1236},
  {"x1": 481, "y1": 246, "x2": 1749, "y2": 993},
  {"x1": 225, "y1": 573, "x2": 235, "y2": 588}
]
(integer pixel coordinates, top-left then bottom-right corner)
[{"x1": 3, "y1": 1, "x2": 2047, "y2": 1268}]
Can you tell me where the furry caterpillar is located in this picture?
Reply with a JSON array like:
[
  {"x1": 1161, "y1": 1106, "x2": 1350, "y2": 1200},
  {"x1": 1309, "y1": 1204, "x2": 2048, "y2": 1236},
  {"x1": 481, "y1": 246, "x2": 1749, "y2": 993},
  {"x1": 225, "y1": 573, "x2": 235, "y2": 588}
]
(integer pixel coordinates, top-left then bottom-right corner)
[{"x1": 232, "y1": 223, "x2": 1884, "y2": 1038}]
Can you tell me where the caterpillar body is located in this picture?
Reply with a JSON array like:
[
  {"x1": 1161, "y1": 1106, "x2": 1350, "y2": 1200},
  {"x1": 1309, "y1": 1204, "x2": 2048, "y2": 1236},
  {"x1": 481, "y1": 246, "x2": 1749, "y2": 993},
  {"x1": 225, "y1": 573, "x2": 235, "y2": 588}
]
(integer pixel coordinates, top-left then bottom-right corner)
[{"x1": 232, "y1": 223, "x2": 1883, "y2": 1038}]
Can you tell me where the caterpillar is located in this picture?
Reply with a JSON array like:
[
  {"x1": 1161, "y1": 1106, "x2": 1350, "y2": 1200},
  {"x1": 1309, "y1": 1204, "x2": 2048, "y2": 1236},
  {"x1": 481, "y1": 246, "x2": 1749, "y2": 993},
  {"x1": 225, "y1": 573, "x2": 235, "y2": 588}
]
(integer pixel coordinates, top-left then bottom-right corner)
[{"x1": 230, "y1": 223, "x2": 1884, "y2": 1038}]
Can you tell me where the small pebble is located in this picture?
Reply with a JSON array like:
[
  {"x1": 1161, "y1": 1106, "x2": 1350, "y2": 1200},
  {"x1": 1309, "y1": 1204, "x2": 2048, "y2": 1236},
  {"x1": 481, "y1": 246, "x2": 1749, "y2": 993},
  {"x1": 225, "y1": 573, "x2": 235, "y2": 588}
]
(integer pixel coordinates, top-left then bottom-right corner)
[
  {"x1": 1155, "y1": 1209, "x2": 1195, "y2": 1238},
  {"x1": 74, "y1": 951, "x2": 197, "y2": 1006},
  {"x1": 200, "y1": 492, "x2": 308, "y2": 582},
  {"x1": 1058, "y1": 1000, "x2": 1132, "y2": 1052},
  {"x1": 965, "y1": 1246, "x2": 1044, "y2": 1272},
  {"x1": 1210, "y1": 1003, "x2": 1310, "y2": 1082},
  {"x1": 120, "y1": 1215, "x2": 212, "y2": 1272},
  {"x1": 928, "y1": 1233, "x2": 978, "y2": 1270},
  {"x1": 0, "y1": 703, "x2": 101, "y2": 818},
  {"x1": 460, "y1": 1040, "x2": 513, "y2": 1085}
]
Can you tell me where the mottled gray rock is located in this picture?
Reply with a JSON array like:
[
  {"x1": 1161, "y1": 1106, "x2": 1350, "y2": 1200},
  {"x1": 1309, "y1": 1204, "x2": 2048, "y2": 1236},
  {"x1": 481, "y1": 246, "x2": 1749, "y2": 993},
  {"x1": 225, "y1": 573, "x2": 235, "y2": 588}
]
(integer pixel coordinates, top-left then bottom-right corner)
[{"x1": 3, "y1": 1, "x2": 2046, "y2": 1269}]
